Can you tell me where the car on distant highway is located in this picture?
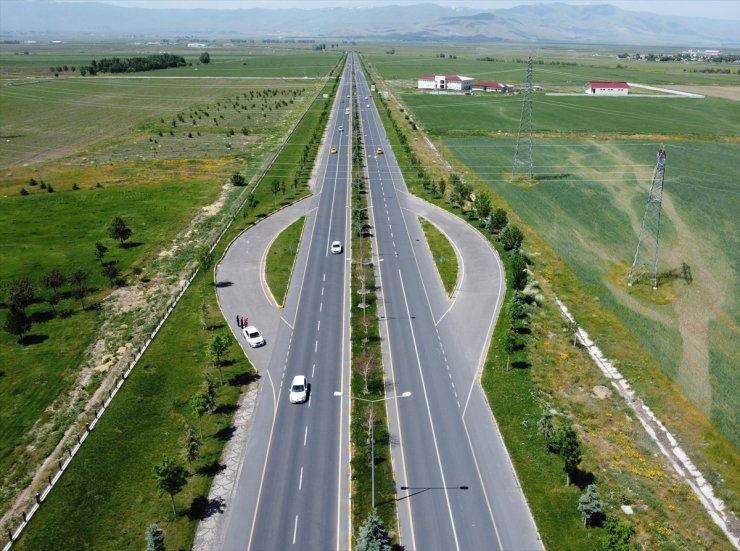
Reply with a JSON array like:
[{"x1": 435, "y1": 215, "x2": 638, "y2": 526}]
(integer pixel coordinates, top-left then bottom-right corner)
[
  {"x1": 376, "y1": 147, "x2": 384, "y2": 155},
  {"x1": 330, "y1": 147, "x2": 337, "y2": 154},
  {"x1": 242, "y1": 325, "x2": 265, "y2": 348},
  {"x1": 330, "y1": 241, "x2": 343, "y2": 254},
  {"x1": 289, "y1": 375, "x2": 308, "y2": 404},
  {"x1": 338, "y1": 126, "x2": 343, "y2": 132}
]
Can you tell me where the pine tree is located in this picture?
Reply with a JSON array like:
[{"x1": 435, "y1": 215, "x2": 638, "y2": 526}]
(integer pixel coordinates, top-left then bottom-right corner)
[
  {"x1": 555, "y1": 421, "x2": 582, "y2": 486},
  {"x1": 537, "y1": 403, "x2": 556, "y2": 452},
  {"x1": 578, "y1": 484, "x2": 601, "y2": 526},
  {"x1": 145, "y1": 523, "x2": 165, "y2": 551},
  {"x1": 355, "y1": 511, "x2": 392, "y2": 551}
]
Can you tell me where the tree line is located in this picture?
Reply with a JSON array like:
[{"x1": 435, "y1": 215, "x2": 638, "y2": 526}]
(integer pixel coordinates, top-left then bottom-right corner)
[{"x1": 84, "y1": 54, "x2": 187, "y2": 75}]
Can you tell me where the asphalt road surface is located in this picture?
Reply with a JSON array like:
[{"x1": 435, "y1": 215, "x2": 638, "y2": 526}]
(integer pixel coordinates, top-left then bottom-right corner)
[
  {"x1": 217, "y1": 58, "x2": 355, "y2": 550},
  {"x1": 215, "y1": 53, "x2": 542, "y2": 551}
]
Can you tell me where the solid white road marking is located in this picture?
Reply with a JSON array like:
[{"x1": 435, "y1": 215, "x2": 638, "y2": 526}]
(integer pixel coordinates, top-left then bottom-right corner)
[
  {"x1": 315, "y1": 340, "x2": 318, "y2": 353},
  {"x1": 299, "y1": 467, "x2": 304, "y2": 490},
  {"x1": 317, "y1": 320, "x2": 321, "y2": 332},
  {"x1": 312, "y1": 363, "x2": 316, "y2": 377},
  {"x1": 320, "y1": 302, "x2": 323, "y2": 313},
  {"x1": 292, "y1": 515, "x2": 299, "y2": 545},
  {"x1": 398, "y1": 269, "x2": 461, "y2": 550}
]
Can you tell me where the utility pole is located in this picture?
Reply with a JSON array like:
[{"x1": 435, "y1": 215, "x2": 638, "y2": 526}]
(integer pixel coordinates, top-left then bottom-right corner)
[
  {"x1": 628, "y1": 145, "x2": 667, "y2": 289},
  {"x1": 512, "y1": 55, "x2": 534, "y2": 180}
]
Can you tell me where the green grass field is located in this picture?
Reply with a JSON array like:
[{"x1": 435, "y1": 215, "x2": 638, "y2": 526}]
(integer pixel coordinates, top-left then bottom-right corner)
[
  {"x1": 401, "y1": 93, "x2": 740, "y2": 137},
  {"x1": 418, "y1": 217, "x2": 457, "y2": 296},
  {"x1": 446, "y1": 137, "x2": 739, "y2": 448},
  {"x1": 266, "y1": 216, "x2": 305, "y2": 307},
  {"x1": 362, "y1": 44, "x2": 740, "y2": 87}
]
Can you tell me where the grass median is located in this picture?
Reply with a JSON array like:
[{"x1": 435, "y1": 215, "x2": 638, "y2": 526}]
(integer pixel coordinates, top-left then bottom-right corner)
[
  {"x1": 266, "y1": 216, "x2": 305, "y2": 307},
  {"x1": 418, "y1": 217, "x2": 457, "y2": 297}
]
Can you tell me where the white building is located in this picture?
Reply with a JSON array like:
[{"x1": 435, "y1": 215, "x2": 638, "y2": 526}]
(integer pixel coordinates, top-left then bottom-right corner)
[
  {"x1": 585, "y1": 81, "x2": 630, "y2": 96},
  {"x1": 418, "y1": 74, "x2": 474, "y2": 91},
  {"x1": 471, "y1": 81, "x2": 511, "y2": 93}
]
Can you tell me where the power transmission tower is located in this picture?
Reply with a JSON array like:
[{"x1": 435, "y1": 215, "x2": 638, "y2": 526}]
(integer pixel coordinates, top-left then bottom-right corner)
[
  {"x1": 628, "y1": 145, "x2": 667, "y2": 289},
  {"x1": 512, "y1": 55, "x2": 534, "y2": 180}
]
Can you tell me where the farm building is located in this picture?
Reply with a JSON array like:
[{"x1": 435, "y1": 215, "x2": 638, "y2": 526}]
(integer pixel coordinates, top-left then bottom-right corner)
[
  {"x1": 585, "y1": 81, "x2": 630, "y2": 95},
  {"x1": 472, "y1": 81, "x2": 511, "y2": 93},
  {"x1": 417, "y1": 74, "x2": 474, "y2": 91}
]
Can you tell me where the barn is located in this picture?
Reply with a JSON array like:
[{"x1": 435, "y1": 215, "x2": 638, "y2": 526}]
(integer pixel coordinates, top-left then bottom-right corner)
[
  {"x1": 585, "y1": 81, "x2": 630, "y2": 96},
  {"x1": 471, "y1": 81, "x2": 511, "y2": 93}
]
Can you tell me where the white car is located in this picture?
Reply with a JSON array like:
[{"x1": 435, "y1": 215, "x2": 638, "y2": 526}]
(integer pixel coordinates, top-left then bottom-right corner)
[
  {"x1": 338, "y1": 126, "x2": 343, "y2": 132},
  {"x1": 242, "y1": 325, "x2": 265, "y2": 348},
  {"x1": 330, "y1": 241, "x2": 343, "y2": 254},
  {"x1": 289, "y1": 375, "x2": 308, "y2": 404}
]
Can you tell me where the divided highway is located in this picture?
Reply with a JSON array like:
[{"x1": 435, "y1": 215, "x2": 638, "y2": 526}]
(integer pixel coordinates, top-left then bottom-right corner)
[
  {"x1": 215, "y1": 52, "x2": 542, "y2": 551},
  {"x1": 352, "y1": 54, "x2": 543, "y2": 550}
]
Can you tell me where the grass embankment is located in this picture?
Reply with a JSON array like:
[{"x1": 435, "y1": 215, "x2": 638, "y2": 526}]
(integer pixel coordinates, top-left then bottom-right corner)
[
  {"x1": 10, "y1": 59, "x2": 345, "y2": 549},
  {"x1": 265, "y1": 217, "x2": 305, "y2": 307},
  {"x1": 362, "y1": 54, "x2": 733, "y2": 549},
  {"x1": 418, "y1": 218, "x2": 457, "y2": 296},
  {"x1": 348, "y1": 81, "x2": 398, "y2": 543}
]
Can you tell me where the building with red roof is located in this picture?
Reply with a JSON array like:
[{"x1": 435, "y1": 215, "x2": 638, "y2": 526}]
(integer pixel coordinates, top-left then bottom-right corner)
[
  {"x1": 472, "y1": 81, "x2": 511, "y2": 93},
  {"x1": 417, "y1": 74, "x2": 474, "y2": 91},
  {"x1": 585, "y1": 81, "x2": 630, "y2": 95}
]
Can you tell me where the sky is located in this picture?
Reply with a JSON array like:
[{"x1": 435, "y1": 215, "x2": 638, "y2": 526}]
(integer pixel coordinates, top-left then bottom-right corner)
[{"x1": 49, "y1": 0, "x2": 740, "y2": 21}]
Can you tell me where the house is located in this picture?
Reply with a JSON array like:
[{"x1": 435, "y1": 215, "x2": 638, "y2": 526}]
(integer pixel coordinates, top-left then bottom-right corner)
[
  {"x1": 471, "y1": 81, "x2": 511, "y2": 93},
  {"x1": 585, "y1": 81, "x2": 630, "y2": 95},
  {"x1": 417, "y1": 74, "x2": 474, "y2": 91}
]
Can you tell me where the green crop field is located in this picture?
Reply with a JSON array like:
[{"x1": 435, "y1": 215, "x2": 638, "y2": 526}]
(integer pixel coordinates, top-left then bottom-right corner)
[
  {"x1": 362, "y1": 43, "x2": 740, "y2": 87},
  {"x1": 401, "y1": 93, "x2": 740, "y2": 137}
]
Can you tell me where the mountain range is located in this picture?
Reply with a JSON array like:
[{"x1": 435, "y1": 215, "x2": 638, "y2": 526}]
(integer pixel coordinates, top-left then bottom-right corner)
[{"x1": 1, "y1": 1, "x2": 738, "y2": 47}]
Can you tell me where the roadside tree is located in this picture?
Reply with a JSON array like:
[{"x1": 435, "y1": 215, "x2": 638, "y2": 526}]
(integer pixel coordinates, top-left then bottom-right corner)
[
  {"x1": 145, "y1": 523, "x2": 165, "y2": 551},
  {"x1": 355, "y1": 511, "x2": 392, "y2": 551},
  {"x1": 94, "y1": 241, "x2": 109, "y2": 264},
  {"x1": 41, "y1": 268, "x2": 66, "y2": 312},
  {"x1": 153, "y1": 457, "x2": 188, "y2": 516},
  {"x1": 206, "y1": 333, "x2": 231, "y2": 384},
  {"x1": 8, "y1": 277, "x2": 35, "y2": 310},
  {"x1": 190, "y1": 391, "x2": 212, "y2": 439},
  {"x1": 578, "y1": 484, "x2": 601, "y2": 527},
  {"x1": 555, "y1": 420, "x2": 582, "y2": 486},
  {"x1": 70, "y1": 269, "x2": 91, "y2": 309},
  {"x1": 109, "y1": 216, "x2": 133, "y2": 246},
  {"x1": 3, "y1": 305, "x2": 31, "y2": 343}
]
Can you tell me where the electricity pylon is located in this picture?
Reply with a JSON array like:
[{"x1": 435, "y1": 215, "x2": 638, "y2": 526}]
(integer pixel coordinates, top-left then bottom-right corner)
[
  {"x1": 628, "y1": 145, "x2": 667, "y2": 289},
  {"x1": 512, "y1": 55, "x2": 534, "y2": 180}
]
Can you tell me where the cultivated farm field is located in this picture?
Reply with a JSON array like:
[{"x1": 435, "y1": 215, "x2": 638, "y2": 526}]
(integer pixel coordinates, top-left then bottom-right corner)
[{"x1": 392, "y1": 59, "x2": 740, "y2": 448}]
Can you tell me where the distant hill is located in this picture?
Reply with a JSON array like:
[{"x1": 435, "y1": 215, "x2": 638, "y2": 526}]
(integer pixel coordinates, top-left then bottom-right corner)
[{"x1": 0, "y1": 1, "x2": 737, "y2": 47}]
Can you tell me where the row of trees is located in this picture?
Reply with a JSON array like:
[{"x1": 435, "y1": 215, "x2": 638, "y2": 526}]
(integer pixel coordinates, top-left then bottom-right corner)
[
  {"x1": 2, "y1": 217, "x2": 134, "y2": 343},
  {"x1": 87, "y1": 53, "x2": 187, "y2": 75}
]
